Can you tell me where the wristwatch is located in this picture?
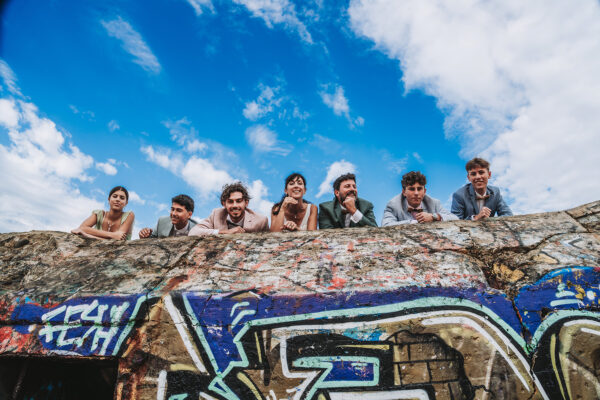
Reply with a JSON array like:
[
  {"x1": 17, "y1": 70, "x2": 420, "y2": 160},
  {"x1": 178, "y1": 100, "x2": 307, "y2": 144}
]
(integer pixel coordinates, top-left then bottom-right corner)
[{"x1": 432, "y1": 213, "x2": 440, "y2": 221}]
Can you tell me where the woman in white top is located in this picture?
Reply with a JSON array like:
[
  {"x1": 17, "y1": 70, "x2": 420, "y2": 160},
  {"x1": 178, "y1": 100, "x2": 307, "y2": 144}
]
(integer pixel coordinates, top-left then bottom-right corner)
[{"x1": 270, "y1": 173, "x2": 318, "y2": 232}]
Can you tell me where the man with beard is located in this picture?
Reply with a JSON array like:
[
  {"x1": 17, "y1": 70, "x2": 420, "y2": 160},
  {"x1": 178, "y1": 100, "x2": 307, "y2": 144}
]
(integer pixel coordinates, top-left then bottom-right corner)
[
  {"x1": 451, "y1": 157, "x2": 512, "y2": 220},
  {"x1": 188, "y1": 182, "x2": 269, "y2": 235},
  {"x1": 139, "y1": 194, "x2": 197, "y2": 238},
  {"x1": 382, "y1": 171, "x2": 457, "y2": 226},
  {"x1": 318, "y1": 173, "x2": 377, "y2": 229}
]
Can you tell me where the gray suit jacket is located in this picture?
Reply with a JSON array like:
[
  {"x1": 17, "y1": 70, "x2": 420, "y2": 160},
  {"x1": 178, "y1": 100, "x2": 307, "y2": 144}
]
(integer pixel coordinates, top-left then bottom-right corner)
[
  {"x1": 382, "y1": 194, "x2": 457, "y2": 226},
  {"x1": 451, "y1": 184, "x2": 512, "y2": 220},
  {"x1": 150, "y1": 216, "x2": 197, "y2": 238},
  {"x1": 188, "y1": 208, "x2": 269, "y2": 236}
]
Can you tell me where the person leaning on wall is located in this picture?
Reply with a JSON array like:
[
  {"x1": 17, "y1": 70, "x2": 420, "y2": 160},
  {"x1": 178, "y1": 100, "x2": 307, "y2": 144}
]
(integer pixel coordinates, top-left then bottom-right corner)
[
  {"x1": 382, "y1": 171, "x2": 457, "y2": 226},
  {"x1": 71, "y1": 185, "x2": 135, "y2": 240},
  {"x1": 318, "y1": 173, "x2": 377, "y2": 229},
  {"x1": 139, "y1": 194, "x2": 197, "y2": 238},
  {"x1": 270, "y1": 173, "x2": 318, "y2": 232},
  {"x1": 188, "y1": 182, "x2": 269, "y2": 236},
  {"x1": 451, "y1": 157, "x2": 512, "y2": 221}
]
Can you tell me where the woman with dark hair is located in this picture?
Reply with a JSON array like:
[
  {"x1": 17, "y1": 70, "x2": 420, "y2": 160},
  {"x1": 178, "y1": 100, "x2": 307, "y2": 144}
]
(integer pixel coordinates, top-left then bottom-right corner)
[
  {"x1": 71, "y1": 186, "x2": 135, "y2": 240},
  {"x1": 270, "y1": 173, "x2": 317, "y2": 231}
]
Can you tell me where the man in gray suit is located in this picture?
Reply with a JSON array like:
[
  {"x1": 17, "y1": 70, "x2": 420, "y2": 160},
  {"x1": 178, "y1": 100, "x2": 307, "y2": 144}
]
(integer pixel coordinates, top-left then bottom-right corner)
[
  {"x1": 139, "y1": 194, "x2": 197, "y2": 238},
  {"x1": 382, "y1": 171, "x2": 457, "y2": 226},
  {"x1": 451, "y1": 157, "x2": 512, "y2": 220}
]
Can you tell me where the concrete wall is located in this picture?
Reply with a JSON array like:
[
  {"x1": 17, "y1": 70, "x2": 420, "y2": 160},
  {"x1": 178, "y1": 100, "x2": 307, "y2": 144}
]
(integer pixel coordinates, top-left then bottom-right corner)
[{"x1": 1, "y1": 201, "x2": 599, "y2": 399}]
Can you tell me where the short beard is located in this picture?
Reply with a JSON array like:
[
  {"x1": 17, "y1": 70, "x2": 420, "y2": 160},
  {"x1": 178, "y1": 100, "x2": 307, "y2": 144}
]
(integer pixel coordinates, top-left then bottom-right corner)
[{"x1": 339, "y1": 191, "x2": 357, "y2": 203}]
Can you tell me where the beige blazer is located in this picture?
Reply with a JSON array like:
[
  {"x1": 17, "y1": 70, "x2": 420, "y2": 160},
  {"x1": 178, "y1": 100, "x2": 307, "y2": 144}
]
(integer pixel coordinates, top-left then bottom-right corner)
[{"x1": 188, "y1": 208, "x2": 269, "y2": 236}]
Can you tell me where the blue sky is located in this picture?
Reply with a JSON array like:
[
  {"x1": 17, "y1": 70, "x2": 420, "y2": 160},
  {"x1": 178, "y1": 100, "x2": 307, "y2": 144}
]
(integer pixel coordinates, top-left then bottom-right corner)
[{"x1": 1, "y1": 0, "x2": 599, "y2": 237}]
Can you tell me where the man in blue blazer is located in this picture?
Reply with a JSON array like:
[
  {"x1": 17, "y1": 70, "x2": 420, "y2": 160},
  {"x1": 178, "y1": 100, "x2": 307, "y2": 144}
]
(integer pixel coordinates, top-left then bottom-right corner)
[
  {"x1": 139, "y1": 194, "x2": 197, "y2": 238},
  {"x1": 451, "y1": 157, "x2": 512, "y2": 220},
  {"x1": 382, "y1": 171, "x2": 457, "y2": 226}
]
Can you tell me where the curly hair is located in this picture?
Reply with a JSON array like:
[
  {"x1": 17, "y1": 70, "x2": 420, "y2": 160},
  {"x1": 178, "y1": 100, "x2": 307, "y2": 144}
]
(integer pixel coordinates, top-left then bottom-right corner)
[
  {"x1": 401, "y1": 171, "x2": 427, "y2": 189},
  {"x1": 220, "y1": 182, "x2": 251, "y2": 205}
]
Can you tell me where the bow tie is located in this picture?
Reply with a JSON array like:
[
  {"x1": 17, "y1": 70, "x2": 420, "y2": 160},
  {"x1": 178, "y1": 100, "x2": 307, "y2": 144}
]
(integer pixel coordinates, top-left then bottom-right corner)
[
  {"x1": 476, "y1": 194, "x2": 490, "y2": 200},
  {"x1": 408, "y1": 207, "x2": 423, "y2": 213}
]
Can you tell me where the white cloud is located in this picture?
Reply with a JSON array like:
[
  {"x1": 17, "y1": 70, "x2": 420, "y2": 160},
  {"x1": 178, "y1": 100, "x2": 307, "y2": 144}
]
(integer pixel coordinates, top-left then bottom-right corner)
[
  {"x1": 0, "y1": 59, "x2": 19, "y2": 94},
  {"x1": 101, "y1": 16, "x2": 161, "y2": 75},
  {"x1": 186, "y1": 139, "x2": 208, "y2": 153},
  {"x1": 243, "y1": 85, "x2": 281, "y2": 121},
  {"x1": 233, "y1": 0, "x2": 313, "y2": 43},
  {"x1": 96, "y1": 160, "x2": 118, "y2": 175},
  {"x1": 320, "y1": 85, "x2": 349, "y2": 117},
  {"x1": 69, "y1": 104, "x2": 95, "y2": 120},
  {"x1": 0, "y1": 69, "x2": 102, "y2": 233},
  {"x1": 108, "y1": 120, "x2": 120, "y2": 132},
  {"x1": 141, "y1": 145, "x2": 233, "y2": 198},
  {"x1": 163, "y1": 118, "x2": 198, "y2": 146},
  {"x1": 247, "y1": 179, "x2": 274, "y2": 219},
  {"x1": 317, "y1": 160, "x2": 356, "y2": 198},
  {"x1": 0, "y1": 98, "x2": 19, "y2": 128},
  {"x1": 245, "y1": 124, "x2": 291, "y2": 155},
  {"x1": 186, "y1": 0, "x2": 214, "y2": 16},
  {"x1": 320, "y1": 84, "x2": 363, "y2": 128},
  {"x1": 349, "y1": 0, "x2": 600, "y2": 213},
  {"x1": 128, "y1": 191, "x2": 146, "y2": 205}
]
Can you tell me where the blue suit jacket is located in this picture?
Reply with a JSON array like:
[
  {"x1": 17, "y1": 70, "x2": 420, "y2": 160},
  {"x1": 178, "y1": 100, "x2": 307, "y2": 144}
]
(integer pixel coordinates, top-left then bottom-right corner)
[{"x1": 451, "y1": 184, "x2": 512, "y2": 220}]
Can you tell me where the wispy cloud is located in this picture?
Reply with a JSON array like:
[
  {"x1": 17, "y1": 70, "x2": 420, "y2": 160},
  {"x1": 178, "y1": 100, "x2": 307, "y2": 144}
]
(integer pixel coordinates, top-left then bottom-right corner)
[
  {"x1": 245, "y1": 124, "x2": 292, "y2": 155},
  {"x1": 317, "y1": 159, "x2": 356, "y2": 198},
  {"x1": 233, "y1": 0, "x2": 313, "y2": 43},
  {"x1": 349, "y1": 0, "x2": 600, "y2": 213},
  {"x1": 69, "y1": 104, "x2": 96, "y2": 120},
  {"x1": 101, "y1": 16, "x2": 161, "y2": 75},
  {"x1": 108, "y1": 120, "x2": 120, "y2": 132},
  {"x1": 320, "y1": 84, "x2": 363, "y2": 128},
  {"x1": 248, "y1": 179, "x2": 274, "y2": 219},
  {"x1": 0, "y1": 59, "x2": 19, "y2": 94},
  {"x1": 186, "y1": 0, "x2": 214, "y2": 16},
  {"x1": 243, "y1": 84, "x2": 281, "y2": 121}
]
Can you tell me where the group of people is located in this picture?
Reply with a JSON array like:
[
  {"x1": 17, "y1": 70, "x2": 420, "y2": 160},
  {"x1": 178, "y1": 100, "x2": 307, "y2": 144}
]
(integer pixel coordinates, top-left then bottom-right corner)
[{"x1": 71, "y1": 157, "x2": 512, "y2": 240}]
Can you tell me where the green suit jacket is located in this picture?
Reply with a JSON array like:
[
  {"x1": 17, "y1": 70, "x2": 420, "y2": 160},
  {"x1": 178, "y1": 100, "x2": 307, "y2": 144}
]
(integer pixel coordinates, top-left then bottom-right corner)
[{"x1": 318, "y1": 197, "x2": 377, "y2": 229}]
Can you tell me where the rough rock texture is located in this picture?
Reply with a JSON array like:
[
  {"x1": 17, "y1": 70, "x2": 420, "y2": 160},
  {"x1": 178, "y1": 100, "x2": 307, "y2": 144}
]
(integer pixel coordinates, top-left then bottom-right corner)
[{"x1": 1, "y1": 201, "x2": 599, "y2": 399}]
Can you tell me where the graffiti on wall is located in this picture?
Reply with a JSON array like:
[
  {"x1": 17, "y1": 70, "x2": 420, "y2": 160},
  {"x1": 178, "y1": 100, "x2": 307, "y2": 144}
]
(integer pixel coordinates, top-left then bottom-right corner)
[
  {"x1": 152, "y1": 267, "x2": 600, "y2": 400},
  {"x1": 4, "y1": 267, "x2": 600, "y2": 399},
  {"x1": 4, "y1": 294, "x2": 152, "y2": 356}
]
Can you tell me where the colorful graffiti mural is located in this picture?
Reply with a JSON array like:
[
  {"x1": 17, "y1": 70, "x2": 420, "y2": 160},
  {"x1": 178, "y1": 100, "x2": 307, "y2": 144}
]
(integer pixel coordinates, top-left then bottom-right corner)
[{"x1": 2, "y1": 267, "x2": 600, "y2": 399}]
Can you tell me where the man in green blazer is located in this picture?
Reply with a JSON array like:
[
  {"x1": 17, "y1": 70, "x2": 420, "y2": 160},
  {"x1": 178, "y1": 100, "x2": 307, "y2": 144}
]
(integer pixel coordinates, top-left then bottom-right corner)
[{"x1": 318, "y1": 173, "x2": 377, "y2": 229}]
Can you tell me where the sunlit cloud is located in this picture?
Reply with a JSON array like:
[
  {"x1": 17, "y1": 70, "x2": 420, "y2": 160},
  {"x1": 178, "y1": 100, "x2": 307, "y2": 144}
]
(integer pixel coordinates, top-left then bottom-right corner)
[{"x1": 349, "y1": 0, "x2": 600, "y2": 213}]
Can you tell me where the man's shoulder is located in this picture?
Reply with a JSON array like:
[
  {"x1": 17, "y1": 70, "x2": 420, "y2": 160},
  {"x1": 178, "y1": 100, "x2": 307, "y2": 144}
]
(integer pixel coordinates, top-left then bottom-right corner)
[
  {"x1": 157, "y1": 215, "x2": 171, "y2": 223},
  {"x1": 357, "y1": 197, "x2": 374, "y2": 208},
  {"x1": 245, "y1": 208, "x2": 268, "y2": 220},
  {"x1": 318, "y1": 199, "x2": 336, "y2": 209},
  {"x1": 453, "y1": 183, "x2": 471, "y2": 196},
  {"x1": 385, "y1": 193, "x2": 403, "y2": 205}
]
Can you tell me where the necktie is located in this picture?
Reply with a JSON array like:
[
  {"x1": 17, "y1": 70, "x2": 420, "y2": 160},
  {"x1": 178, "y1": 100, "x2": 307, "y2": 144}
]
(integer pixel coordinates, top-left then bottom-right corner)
[{"x1": 408, "y1": 207, "x2": 423, "y2": 219}]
